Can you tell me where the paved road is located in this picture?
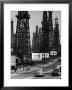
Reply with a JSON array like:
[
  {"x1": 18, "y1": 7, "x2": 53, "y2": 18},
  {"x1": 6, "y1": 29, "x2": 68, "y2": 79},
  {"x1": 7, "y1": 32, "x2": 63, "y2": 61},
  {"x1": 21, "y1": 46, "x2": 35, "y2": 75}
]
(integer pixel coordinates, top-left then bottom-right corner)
[
  {"x1": 33, "y1": 74, "x2": 61, "y2": 79},
  {"x1": 11, "y1": 60, "x2": 61, "y2": 79},
  {"x1": 11, "y1": 73, "x2": 34, "y2": 79},
  {"x1": 11, "y1": 73, "x2": 61, "y2": 79}
]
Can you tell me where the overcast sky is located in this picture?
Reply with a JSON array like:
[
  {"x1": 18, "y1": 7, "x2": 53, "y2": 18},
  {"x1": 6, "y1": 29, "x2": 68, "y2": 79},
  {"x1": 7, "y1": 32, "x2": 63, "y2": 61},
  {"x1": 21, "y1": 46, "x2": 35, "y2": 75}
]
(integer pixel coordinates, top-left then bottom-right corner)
[{"x1": 11, "y1": 11, "x2": 61, "y2": 45}]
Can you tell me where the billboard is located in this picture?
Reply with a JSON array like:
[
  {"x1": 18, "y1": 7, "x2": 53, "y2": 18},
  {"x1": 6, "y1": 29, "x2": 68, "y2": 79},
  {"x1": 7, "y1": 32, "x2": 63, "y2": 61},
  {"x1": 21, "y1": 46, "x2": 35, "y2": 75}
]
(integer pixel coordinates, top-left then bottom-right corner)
[
  {"x1": 50, "y1": 51, "x2": 57, "y2": 55},
  {"x1": 45, "y1": 53, "x2": 49, "y2": 58},
  {"x1": 32, "y1": 53, "x2": 42, "y2": 61},
  {"x1": 42, "y1": 53, "x2": 49, "y2": 58}
]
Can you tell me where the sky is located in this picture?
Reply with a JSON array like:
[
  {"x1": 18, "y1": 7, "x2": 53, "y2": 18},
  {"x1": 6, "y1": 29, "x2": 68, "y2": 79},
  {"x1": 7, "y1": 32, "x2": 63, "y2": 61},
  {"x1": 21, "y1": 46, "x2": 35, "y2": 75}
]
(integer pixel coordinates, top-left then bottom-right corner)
[{"x1": 11, "y1": 11, "x2": 61, "y2": 45}]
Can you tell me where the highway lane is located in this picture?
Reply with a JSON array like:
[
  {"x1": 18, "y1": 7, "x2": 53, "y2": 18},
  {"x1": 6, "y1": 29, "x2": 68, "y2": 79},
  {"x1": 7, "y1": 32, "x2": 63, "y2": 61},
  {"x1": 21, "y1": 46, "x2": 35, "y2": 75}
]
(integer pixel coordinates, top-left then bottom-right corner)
[{"x1": 11, "y1": 60, "x2": 61, "y2": 79}]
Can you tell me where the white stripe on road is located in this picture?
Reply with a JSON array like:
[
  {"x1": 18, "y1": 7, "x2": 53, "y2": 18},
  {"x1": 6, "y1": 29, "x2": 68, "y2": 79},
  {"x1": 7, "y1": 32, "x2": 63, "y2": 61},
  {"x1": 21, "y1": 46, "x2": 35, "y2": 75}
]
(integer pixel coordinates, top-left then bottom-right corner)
[
  {"x1": 24, "y1": 76, "x2": 34, "y2": 79},
  {"x1": 11, "y1": 73, "x2": 19, "y2": 77}
]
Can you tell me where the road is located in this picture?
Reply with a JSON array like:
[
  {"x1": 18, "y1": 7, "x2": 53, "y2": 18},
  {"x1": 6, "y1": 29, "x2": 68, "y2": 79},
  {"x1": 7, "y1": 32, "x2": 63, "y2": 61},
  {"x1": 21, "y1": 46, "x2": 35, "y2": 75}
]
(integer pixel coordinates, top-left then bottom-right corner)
[{"x1": 11, "y1": 60, "x2": 61, "y2": 79}]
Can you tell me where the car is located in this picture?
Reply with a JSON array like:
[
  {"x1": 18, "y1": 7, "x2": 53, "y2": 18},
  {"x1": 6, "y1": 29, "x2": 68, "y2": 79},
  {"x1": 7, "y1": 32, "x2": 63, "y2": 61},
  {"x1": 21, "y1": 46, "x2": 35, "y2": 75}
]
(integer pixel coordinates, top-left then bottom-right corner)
[
  {"x1": 34, "y1": 68, "x2": 45, "y2": 77},
  {"x1": 25, "y1": 67, "x2": 31, "y2": 71},
  {"x1": 51, "y1": 65, "x2": 61, "y2": 76}
]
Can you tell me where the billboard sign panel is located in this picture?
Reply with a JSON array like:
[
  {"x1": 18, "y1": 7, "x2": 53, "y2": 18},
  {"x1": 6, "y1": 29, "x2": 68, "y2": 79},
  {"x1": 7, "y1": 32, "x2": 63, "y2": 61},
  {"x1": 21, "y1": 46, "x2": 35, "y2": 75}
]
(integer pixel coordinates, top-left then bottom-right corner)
[
  {"x1": 32, "y1": 53, "x2": 42, "y2": 61},
  {"x1": 45, "y1": 53, "x2": 49, "y2": 58},
  {"x1": 42, "y1": 53, "x2": 49, "y2": 58},
  {"x1": 50, "y1": 51, "x2": 57, "y2": 55}
]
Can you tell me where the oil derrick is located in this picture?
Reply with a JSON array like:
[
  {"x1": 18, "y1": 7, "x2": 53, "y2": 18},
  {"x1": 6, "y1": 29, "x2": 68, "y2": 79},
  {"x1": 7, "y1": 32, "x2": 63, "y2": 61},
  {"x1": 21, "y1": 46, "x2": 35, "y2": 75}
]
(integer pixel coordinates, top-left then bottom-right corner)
[
  {"x1": 32, "y1": 26, "x2": 39, "y2": 53},
  {"x1": 38, "y1": 28, "x2": 42, "y2": 52},
  {"x1": 11, "y1": 19, "x2": 14, "y2": 49},
  {"x1": 32, "y1": 32, "x2": 35, "y2": 52},
  {"x1": 11, "y1": 19, "x2": 15, "y2": 55},
  {"x1": 14, "y1": 11, "x2": 31, "y2": 61},
  {"x1": 48, "y1": 11, "x2": 55, "y2": 51},
  {"x1": 35, "y1": 26, "x2": 39, "y2": 52},
  {"x1": 54, "y1": 17, "x2": 61, "y2": 56},
  {"x1": 41, "y1": 11, "x2": 49, "y2": 52}
]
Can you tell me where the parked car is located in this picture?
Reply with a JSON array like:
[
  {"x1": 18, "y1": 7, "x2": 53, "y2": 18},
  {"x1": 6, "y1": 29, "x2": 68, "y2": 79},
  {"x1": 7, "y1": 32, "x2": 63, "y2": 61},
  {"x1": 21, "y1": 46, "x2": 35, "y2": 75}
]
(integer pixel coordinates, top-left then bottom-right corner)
[
  {"x1": 34, "y1": 68, "x2": 45, "y2": 77},
  {"x1": 51, "y1": 65, "x2": 61, "y2": 76}
]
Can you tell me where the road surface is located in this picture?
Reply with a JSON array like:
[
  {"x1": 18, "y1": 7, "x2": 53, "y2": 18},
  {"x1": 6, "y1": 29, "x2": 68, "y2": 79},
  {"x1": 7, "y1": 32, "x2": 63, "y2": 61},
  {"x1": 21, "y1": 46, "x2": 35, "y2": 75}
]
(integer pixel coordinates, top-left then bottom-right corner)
[{"x1": 11, "y1": 60, "x2": 61, "y2": 79}]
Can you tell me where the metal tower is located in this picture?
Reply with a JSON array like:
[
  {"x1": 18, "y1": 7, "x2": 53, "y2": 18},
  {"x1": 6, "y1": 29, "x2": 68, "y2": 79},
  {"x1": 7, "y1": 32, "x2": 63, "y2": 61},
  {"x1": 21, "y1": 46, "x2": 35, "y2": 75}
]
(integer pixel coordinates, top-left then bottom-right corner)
[
  {"x1": 32, "y1": 26, "x2": 39, "y2": 53},
  {"x1": 14, "y1": 11, "x2": 31, "y2": 61},
  {"x1": 41, "y1": 11, "x2": 49, "y2": 52},
  {"x1": 48, "y1": 11, "x2": 55, "y2": 51},
  {"x1": 54, "y1": 17, "x2": 61, "y2": 56},
  {"x1": 11, "y1": 19, "x2": 14, "y2": 49},
  {"x1": 11, "y1": 19, "x2": 15, "y2": 55}
]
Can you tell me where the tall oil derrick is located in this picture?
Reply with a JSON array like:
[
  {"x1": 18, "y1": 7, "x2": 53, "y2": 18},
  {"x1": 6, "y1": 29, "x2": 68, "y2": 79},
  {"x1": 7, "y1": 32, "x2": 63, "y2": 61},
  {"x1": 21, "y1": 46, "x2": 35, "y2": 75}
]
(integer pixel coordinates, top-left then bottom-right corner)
[
  {"x1": 32, "y1": 26, "x2": 39, "y2": 53},
  {"x1": 54, "y1": 17, "x2": 61, "y2": 56},
  {"x1": 41, "y1": 11, "x2": 49, "y2": 52},
  {"x1": 11, "y1": 19, "x2": 15, "y2": 54},
  {"x1": 14, "y1": 11, "x2": 31, "y2": 61},
  {"x1": 38, "y1": 28, "x2": 42, "y2": 52},
  {"x1": 32, "y1": 32, "x2": 35, "y2": 52},
  {"x1": 48, "y1": 11, "x2": 55, "y2": 51},
  {"x1": 35, "y1": 26, "x2": 39, "y2": 52},
  {"x1": 11, "y1": 19, "x2": 14, "y2": 49}
]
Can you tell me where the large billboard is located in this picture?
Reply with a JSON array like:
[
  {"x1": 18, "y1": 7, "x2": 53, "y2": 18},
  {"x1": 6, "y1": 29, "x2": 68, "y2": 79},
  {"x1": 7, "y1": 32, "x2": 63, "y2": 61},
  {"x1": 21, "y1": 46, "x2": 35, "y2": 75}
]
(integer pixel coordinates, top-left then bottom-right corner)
[
  {"x1": 32, "y1": 53, "x2": 42, "y2": 61},
  {"x1": 32, "y1": 53, "x2": 49, "y2": 61}
]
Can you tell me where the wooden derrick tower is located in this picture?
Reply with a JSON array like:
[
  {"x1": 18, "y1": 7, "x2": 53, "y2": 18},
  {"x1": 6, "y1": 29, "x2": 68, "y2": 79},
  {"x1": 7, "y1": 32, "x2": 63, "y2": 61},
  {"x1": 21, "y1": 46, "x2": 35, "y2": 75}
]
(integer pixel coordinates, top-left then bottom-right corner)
[
  {"x1": 14, "y1": 11, "x2": 31, "y2": 61},
  {"x1": 41, "y1": 11, "x2": 49, "y2": 52},
  {"x1": 54, "y1": 17, "x2": 61, "y2": 56},
  {"x1": 48, "y1": 11, "x2": 55, "y2": 51}
]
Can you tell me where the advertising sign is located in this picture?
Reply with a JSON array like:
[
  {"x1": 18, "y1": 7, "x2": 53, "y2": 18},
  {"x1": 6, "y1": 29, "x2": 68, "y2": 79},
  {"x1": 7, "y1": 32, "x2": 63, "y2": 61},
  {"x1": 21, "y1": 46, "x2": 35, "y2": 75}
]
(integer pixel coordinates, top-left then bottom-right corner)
[
  {"x1": 50, "y1": 51, "x2": 57, "y2": 55},
  {"x1": 45, "y1": 53, "x2": 49, "y2": 58},
  {"x1": 42, "y1": 53, "x2": 49, "y2": 58},
  {"x1": 32, "y1": 53, "x2": 42, "y2": 61}
]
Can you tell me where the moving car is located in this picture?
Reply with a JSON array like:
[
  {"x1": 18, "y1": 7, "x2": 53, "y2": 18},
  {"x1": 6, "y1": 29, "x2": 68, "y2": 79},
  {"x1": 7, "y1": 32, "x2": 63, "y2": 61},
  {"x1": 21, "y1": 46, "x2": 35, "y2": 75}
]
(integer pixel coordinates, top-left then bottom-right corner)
[
  {"x1": 51, "y1": 65, "x2": 61, "y2": 76},
  {"x1": 34, "y1": 68, "x2": 45, "y2": 77}
]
